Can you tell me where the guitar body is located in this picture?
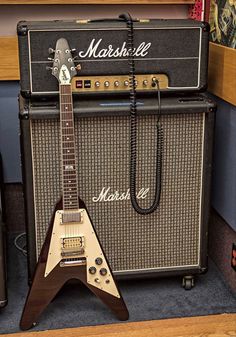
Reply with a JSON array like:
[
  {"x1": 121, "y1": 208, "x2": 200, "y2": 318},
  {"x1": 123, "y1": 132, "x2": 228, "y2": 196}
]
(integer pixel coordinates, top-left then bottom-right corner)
[{"x1": 20, "y1": 198, "x2": 129, "y2": 330}]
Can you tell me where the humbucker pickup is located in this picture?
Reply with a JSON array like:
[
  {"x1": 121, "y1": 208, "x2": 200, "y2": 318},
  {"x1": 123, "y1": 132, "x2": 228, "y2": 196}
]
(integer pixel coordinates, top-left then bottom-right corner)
[
  {"x1": 62, "y1": 212, "x2": 82, "y2": 224},
  {"x1": 61, "y1": 236, "x2": 85, "y2": 258}
]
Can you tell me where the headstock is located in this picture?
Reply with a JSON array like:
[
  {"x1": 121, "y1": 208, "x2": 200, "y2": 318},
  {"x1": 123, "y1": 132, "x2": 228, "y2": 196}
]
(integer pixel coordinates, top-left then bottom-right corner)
[{"x1": 48, "y1": 38, "x2": 77, "y2": 85}]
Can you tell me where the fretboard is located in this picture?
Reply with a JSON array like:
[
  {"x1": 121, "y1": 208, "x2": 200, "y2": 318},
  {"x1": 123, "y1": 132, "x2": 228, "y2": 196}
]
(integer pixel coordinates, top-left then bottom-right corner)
[{"x1": 60, "y1": 84, "x2": 79, "y2": 210}]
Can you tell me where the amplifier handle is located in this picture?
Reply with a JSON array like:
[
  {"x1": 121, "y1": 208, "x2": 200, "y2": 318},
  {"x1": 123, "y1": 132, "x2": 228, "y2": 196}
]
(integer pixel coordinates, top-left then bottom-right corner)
[{"x1": 88, "y1": 17, "x2": 139, "y2": 23}]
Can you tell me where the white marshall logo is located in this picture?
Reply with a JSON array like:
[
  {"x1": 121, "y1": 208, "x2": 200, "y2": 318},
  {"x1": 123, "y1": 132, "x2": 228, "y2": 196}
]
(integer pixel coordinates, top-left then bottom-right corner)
[
  {"x1": 78, "y1": 39, "x2": 151, "y2": 59},
  {"x1": 92, "y1": 187, "x2": 150, "y2": 203}
]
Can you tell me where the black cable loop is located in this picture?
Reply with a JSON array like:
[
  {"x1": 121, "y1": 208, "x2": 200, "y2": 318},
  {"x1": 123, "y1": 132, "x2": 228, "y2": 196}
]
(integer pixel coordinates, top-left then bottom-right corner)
[{"x1": 119, "y1": 13, "x2": 163, "y2": 215}]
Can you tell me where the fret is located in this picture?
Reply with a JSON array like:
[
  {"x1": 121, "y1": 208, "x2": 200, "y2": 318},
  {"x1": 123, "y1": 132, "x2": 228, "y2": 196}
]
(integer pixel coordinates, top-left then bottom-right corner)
[
  {"x1": 61, "y1": 136, "x2": 75, "y2": 140},
  {"x1": 64, "y1": 192, "x2": 78, "y2": 196},
  {"x1": 62, "y1": 145, "x2": 75, "y2": 150},
  {"x1": 64, "y1": 197, "x2": 78, "y2": 201},
  {"x1": 62, "y1": 155, "x2": 76, "y2": 160},
  {"x1": 63, "y1": 193, "x2": 78, "y2": 198},
  {"x1": 62, "y1": 161, "x2": 76, "y2": 165},
  {"x1": 62, "y1": 141, "x2": 75, "y2": 145},
  {"x1": 64, "y1": 204, "x2": 79, "y2": 209},
  {"x1": 61, "y1": 127, "x2": 75, "y2": 132},
  {"x1": 62, "y1": 150, "x2": 75, "y2": 155},
  {"x1": 63, "y1": 180, "x2": 77, "y2": 185}
]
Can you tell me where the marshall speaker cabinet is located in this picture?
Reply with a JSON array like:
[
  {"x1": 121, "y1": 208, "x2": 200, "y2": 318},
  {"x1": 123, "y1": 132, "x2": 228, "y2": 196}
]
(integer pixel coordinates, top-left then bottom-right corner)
[
  {"x1": 0, "y1": 154, "x2": 7, "y2": 307},
  {"x1": 20, "y1": 94, "x2": 215, "y2": 288},
  {"x1": 17, "y1": 19, "x2": 209, "y2": 98}
]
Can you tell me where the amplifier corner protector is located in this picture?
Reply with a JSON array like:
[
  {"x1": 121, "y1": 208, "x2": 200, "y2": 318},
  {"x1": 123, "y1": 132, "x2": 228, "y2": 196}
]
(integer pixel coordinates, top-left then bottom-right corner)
[
  {"x1": 19, "y1": 110, "x2": 29, "y2": 120},
  {"x1": 17, "y1": 21, "x2": 28, "y2": 36}
]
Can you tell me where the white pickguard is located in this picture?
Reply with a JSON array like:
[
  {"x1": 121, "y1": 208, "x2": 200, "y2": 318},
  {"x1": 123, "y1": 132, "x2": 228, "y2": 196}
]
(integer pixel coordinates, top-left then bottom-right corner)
[{"x1": 45, "y1": 209, "x2": 120, "y2": 298}]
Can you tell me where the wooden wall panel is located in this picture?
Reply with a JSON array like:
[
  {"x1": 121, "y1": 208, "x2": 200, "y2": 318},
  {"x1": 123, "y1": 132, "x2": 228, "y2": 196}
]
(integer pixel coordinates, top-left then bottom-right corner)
[
  {"x1": 208, "y1": 42, "x2": 236, "y2": 106},
  {"x1": 0, "y1": 36, "x2": 19, "y2": 81}
]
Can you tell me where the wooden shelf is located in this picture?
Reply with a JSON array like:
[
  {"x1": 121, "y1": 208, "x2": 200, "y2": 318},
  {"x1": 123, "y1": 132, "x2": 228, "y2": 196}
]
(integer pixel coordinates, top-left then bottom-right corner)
[
  {"x1": 0, "y1": 0, "x2": 194, "y2": 4},
  {"x1": 208, "y1": 42, "x2": 236, "y2": 106}
]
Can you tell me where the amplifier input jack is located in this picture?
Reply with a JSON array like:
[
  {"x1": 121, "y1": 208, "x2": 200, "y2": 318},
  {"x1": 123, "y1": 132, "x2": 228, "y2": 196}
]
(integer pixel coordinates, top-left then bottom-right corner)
[{"x1": 152, "y1": 77, "x2": 157, "y2": 87}]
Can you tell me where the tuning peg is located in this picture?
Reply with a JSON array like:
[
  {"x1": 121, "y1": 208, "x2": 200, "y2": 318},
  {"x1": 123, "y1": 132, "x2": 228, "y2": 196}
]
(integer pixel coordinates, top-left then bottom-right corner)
[
  {"x1": 71, "y1": 48, "x2": 76, "y2": 53},
  {"x1": 46, "y1": 66, "x2": 53, "y2": 71},
  {"x1": 48, "y1": 47, "x2": 55, "y2": 54},
  {"x1": 73, "y1": 56, "x2": 79, "y2": 61},
  {"x1": 76, "y1": 64, "x2": 82, "y2": 71},
  {"x1": 47, "y1": 57, "x2": 54, "y2": 61}
]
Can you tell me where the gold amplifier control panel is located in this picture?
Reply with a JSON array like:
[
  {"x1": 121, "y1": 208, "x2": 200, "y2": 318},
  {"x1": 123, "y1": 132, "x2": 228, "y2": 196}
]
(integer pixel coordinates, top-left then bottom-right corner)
[{"x1": 71, "y1": 74, "x2": 168, "y2": 93}]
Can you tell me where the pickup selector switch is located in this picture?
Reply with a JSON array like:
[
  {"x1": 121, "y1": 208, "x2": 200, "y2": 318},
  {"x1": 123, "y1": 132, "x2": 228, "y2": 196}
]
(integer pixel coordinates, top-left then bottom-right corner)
[
  {"x1": 100, "y1": 268, "x2": 108, "y2": 276},
  {"x1": 95, "y1": 257, "x2": 103, "y2": 265},
  {"x1": 89, "y1": 266, "x2": 96, "y2": 274}
]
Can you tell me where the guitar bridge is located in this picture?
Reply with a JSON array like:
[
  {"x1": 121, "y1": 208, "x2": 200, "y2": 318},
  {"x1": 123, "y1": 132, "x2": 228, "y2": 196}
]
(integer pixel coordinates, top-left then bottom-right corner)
[{"x1": 60, "y1": 257, "x2": 86, "y2": 267}]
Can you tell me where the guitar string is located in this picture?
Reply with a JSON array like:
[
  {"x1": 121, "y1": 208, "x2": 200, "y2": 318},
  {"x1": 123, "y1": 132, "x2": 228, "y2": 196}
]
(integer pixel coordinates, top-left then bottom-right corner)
[{"x1": 60, "y1": 84, "x2": 79, "y2": 240}]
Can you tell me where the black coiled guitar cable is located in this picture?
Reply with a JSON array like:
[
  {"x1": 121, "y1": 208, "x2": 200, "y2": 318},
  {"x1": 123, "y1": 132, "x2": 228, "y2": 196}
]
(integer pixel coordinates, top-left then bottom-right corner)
[{"x1": 119, "y1": 13, "x2": 163, "y2": 215}]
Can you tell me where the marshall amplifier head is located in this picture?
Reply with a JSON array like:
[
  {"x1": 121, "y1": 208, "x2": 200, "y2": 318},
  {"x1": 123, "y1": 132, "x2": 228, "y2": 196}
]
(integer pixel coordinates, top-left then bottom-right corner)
[
  {"x1": 17, "y1": 19, "x2": 209, "y2": 98},
  {"x1": 19, "y1": 94, "x2": 215, "y2": 284}
]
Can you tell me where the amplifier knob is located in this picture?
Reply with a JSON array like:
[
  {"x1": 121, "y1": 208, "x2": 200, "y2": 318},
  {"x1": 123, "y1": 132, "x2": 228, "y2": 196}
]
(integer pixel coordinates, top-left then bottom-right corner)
[
  {"x1": 114, "y1": 81, "x2": 119, "y2": 87},
  {"x1": 143, "y1": 80, "x2": 148, "y2": 86},
  {"x1": 104, "y1": 81, "x2": 110, "y2": 87},
  {"x1": 124, "y1": 80, "x2": 129, "y2": 87},
  {"x1": 95, "y1": 81, "x2": 100, "y2": 88}
]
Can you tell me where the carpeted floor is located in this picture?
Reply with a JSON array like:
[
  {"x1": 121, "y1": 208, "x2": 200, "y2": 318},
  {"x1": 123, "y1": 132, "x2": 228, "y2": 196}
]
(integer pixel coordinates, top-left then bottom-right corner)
[{"x1": 0, "y1": 234, "x2": 236, "y2": 334}]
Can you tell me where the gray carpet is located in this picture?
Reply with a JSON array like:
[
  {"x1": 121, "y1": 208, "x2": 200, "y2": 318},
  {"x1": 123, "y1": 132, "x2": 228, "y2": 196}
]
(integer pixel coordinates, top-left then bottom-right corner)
[{"x1": 0, "y1": 234, "x2": 236, "y2": 334}]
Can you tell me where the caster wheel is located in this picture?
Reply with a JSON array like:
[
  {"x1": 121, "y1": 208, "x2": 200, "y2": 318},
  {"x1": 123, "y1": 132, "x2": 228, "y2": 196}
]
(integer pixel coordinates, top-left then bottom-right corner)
[{"x1": 182, "y1": 276, "x2": 194, "y2": 290}]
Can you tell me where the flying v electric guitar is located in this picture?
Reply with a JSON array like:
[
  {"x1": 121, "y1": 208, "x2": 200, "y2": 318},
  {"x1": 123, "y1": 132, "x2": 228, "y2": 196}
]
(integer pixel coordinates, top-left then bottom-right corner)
[{"x1": 20, "y1": 38, "x2": 129, "y2": 330}]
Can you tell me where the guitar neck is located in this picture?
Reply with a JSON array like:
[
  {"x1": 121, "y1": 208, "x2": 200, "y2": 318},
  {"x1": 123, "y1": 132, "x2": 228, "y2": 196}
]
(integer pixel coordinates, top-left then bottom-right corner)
[{"x1": 59, "y1": 83, "x2": 79, "y2": 210}]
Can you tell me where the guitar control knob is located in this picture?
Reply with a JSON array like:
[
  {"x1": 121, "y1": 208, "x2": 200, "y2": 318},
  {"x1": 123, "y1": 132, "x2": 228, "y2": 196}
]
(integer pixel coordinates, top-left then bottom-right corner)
[
  {"x1": 89, "y1": 266, "x2": 96, "y2": 274},
  {"x1": 100, "y1": 268, "x2": 108, "y2": 276},
  {"x1": 95, "y1": 81, "x2": 100, "y2": 88},
  {"x1": 95, "y1": 257, "x2": 103, "y2": 265},
  {"x1": 114, "y1": 81, "x2": 119, "y2": 87},
  {"x1": 124, "y1": 80, "x2": 129, "y2": 87},
  {"x1": 104, "y1": 81, "x2": 110, "y2": 87},
  {"x1": 143, "y1": 80, "x2": 148, "y2": 86}
]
